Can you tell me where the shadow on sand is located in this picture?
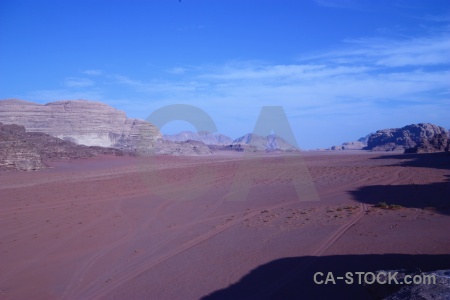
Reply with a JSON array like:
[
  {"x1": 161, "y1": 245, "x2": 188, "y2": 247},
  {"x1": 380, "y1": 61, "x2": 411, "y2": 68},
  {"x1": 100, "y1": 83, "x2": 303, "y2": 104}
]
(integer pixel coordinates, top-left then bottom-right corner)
[
  {"x1": 348, "y1": 152, "x2": 450, "y2": 216},
  {"x1": 203, "y1": 153, "x2": 450, "y2": 299},
  {"x1": 202, "y1": 254, "x2": 450, "y2": 299}
]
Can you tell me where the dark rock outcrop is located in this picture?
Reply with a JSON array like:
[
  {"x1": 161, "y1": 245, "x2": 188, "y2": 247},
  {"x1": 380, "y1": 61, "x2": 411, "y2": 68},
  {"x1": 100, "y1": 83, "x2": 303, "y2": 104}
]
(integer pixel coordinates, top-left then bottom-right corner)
[
  {"x1": 405, "y1": 134, "x2": 450, "y2": 153},
  {"x1": 366, "y1": 123, "x2": 448, "y2": 151},
  {"x1": 0, "y1": 122, "x2": 127, "y2": 171}
]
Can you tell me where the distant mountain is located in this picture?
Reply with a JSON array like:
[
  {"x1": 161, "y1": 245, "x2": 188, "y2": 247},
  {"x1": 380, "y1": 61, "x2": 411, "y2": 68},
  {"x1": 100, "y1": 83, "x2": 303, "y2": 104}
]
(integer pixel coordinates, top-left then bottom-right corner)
[
  {"x1": 330, "y1": 133, "x2": 371, "y2": 151},
  {"x1": 163, "y1": 131, "x2": 233, "y2": 145},
  {"x1": 232, "y1": 133, "x2": 298, "y2": 152}
]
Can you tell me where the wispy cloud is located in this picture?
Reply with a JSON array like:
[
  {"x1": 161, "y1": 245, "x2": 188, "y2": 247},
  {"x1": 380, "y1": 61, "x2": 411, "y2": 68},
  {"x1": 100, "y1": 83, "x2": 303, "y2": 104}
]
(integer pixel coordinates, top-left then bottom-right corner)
[
  {"x1": 24, "y1": 31, "x2": 450, "y2": 148},
  {"x1": 82, "y1": 69, "x2": 103, "y2": 76},
  {"x1": 313, "y1": 0, "x2": 374, "y2": 11},
  {"x1": 299, "y1": 34, "x2": 450, "y2": 67},
  {"x1": 64, "y1": 77, "x2": 95, "y2": 88},
  {"x1": 167, "y1": 67, "x2": 186, "y2": 75}
]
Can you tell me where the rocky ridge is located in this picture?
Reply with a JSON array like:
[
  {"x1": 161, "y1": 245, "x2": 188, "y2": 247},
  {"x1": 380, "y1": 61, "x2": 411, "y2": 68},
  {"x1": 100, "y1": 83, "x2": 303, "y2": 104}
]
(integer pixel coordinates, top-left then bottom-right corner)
[
  {"x1": 163, "y1": 131, "x2": 233, "y2": 145},
  {"x1": 330, "y1": 123, "x2": 449, "y2": 153},
  {"x1": 367, "y1": 123, "x2": 448, "y2": 151}
]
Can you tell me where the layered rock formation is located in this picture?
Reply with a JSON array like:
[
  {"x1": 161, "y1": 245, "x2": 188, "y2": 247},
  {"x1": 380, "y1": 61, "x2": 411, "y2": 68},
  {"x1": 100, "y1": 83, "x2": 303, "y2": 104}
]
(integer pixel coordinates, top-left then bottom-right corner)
[
  {"x1": 367, "y1": 123, "x2": 448, "y2": 151},
  {"x1": 163, "y1": 131, "x2": 233, "y2": 145},
  {"x1": 0, "y1": 99, "x2": 213, "y2": 155},
  {"x1": 0, "y1": 99, "x2": 161, "y2": 149},
  {"x1": 232, "y1": 133, "x2": 298, "y2": 152},
  {"x1": 0, "y1": 122, "x2": 126, "y2": 171}
]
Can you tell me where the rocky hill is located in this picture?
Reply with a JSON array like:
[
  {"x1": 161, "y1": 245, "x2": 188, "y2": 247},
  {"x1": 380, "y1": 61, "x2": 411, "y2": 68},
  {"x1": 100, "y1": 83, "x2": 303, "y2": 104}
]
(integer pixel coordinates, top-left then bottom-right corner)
[
  {"x1": 0, "y1": 122, "x2": 126, "y2": 171},
  {"x1": 163, "y1": 131, "x2": 233, "y2": 145},
  {"x1": 0, "y1": 99, "x2": 212, "y2": 155},
  {"x1": 164, "y1": 131, "x2": 298, "y2": 152},
  {"x1": 367, "y1": 123, "x2": 448, "y2": 151},
  {"x1": 330, "y1": 134, "x2": 371, "y2": 151},
  {"x1": 232, "y1": 133, "x2": 298, "y2": 152},
  {"x1": 405, "y1": 133, "x2": 450, "y2": 153}
]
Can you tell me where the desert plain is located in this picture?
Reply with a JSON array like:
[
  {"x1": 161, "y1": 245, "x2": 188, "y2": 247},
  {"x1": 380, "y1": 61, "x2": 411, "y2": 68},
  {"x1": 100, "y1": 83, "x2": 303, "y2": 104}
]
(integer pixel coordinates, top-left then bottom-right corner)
[{"x1": 0, "y1": 150, "x2": 449, "y2": 299}]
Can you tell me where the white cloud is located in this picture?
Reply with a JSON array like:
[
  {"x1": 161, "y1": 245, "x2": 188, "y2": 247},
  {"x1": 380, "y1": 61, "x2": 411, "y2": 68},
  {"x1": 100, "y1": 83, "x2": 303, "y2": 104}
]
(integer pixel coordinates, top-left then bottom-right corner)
[{"x1": 303, "y1": 34, "x2": 450, "y2": 67}]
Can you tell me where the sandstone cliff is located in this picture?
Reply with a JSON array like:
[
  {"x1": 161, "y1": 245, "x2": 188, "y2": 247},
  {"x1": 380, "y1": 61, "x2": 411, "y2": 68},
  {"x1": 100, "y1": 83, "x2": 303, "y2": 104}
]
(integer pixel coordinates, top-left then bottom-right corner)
[{"x1": 0, "y1": 99, "x2": 161, "y2": 149}]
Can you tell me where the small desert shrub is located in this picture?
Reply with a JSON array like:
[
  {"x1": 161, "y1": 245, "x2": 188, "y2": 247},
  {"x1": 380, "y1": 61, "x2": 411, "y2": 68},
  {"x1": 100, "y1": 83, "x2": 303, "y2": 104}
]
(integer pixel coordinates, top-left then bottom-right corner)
[
  {"x1": 389, "y1": 204, "x2": 403, "y2": 210},
  {"x1": 375, "y1": 202, "x2": 403, "y2": 210},
  {"x1": 375, "y1": 202, "x2": 389, "y2": 209}
]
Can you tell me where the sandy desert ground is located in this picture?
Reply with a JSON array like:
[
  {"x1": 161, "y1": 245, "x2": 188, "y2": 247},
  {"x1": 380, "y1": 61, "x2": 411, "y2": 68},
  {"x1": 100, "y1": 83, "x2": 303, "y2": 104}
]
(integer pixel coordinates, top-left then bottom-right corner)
[{"x1": 1, "y1": 151, "x2": 449, "y2": 299}]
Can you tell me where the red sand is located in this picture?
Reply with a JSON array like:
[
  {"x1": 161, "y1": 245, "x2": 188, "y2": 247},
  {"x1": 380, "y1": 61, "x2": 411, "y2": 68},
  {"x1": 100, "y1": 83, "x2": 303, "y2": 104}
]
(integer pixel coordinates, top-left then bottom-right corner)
[{"x1": 1, "y1": 151, "x2": 449, "y2": 299}]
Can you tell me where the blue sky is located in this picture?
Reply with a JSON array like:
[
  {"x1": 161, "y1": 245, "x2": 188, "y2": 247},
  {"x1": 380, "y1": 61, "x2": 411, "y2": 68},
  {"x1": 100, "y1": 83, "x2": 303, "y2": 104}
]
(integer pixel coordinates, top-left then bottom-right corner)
[{"x1": 1, "y1": 0, "x2": 449, "y2": 149}]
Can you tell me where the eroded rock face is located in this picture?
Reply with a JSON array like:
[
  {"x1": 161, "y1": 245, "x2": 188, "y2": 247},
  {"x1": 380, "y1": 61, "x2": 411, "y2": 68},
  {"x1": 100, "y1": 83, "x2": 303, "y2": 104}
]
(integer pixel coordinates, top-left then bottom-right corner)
[
  {"x1": 0, "y1": 99, "x2": 162, "y2": 148},
  {"x1": 163, "y1": 131, "x2": 233, "y2": 145},
  {"x1": 152, "y1": 139, "x2": 213, "y2": 156},
  {"x1": 367, "y1": 123, "x2": 448, "y2": 151},
  {"x1": 0, "y1": 122, "x2": 126, "y2": 171},
  {"x1": 405, "y1": 134, "x2": 449, "y2": 153}
]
